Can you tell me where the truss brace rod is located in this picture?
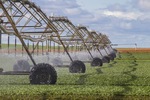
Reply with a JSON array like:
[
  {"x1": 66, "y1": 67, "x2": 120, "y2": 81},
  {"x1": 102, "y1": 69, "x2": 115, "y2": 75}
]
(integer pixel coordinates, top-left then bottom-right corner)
[{"x1": 0, "y1": 1, "x2": 36, "y2": 66}]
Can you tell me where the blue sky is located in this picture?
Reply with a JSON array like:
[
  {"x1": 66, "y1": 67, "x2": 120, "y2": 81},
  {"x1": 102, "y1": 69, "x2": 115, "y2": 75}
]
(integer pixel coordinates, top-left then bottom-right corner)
[
  {"x1": 43, "y1": 0, "x2": 149, "y2": 48},
  {"x1": 4, "y1": 0, "x2": 150, "y2": 48},
  {"x1": 77, "y1": 0, "x2": 129, "y2": 11}
]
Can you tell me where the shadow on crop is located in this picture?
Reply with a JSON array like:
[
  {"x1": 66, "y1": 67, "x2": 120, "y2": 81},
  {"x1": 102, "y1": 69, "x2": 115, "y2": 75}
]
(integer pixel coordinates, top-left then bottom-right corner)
[
  {"x1": 118, "y1": 52, "x2": 122, "y2": 59},
  {"x1": 112, "y1": 52, "x2": 138, "y2": 98},
  {"x1": 108, "y1": 61, "x2": 117, "y2": 68},
  {"x1": 75, "y1": 74, "x2": 92, "y2": 85},
  {"x1": 96, "y1": 68, "x2": 103, "y2": 74},
  {"x1": 76, "y1": 62, "x2": 111, "y2": 85},
  {"x1": 42, "y1": 92, "x2": 48, "y2": 100}
]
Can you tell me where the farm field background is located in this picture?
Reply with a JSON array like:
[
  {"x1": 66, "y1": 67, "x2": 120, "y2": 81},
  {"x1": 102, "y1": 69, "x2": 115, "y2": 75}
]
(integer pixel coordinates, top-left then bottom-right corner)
[{"x1": 0, "y1": 48, "x2": 150, "y2": 99}]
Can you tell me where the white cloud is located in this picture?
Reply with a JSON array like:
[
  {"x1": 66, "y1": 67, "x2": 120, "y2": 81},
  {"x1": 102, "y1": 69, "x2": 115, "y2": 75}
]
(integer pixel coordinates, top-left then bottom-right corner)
[
  {"x1": 65, "y1": 8, "x2": 81, "y2": 15},
  {"x1": 132, "y1": 0, "x2": 150, "y2": 12},
  {"x1": 138, "y1": 0, "x2": 150, "y2": 11},
  {"x1": 120, "y1": 22, "x2": 132, "y2": 29},
  {"x1": 12, "y1": 0, "x2": 150, "y2": 47},
  {"x1": 140, "y1": 13, "x2": 150, "y2": 20},
  {"x1": 103, "y1": 10, "x2": 142, "y2": 20}
]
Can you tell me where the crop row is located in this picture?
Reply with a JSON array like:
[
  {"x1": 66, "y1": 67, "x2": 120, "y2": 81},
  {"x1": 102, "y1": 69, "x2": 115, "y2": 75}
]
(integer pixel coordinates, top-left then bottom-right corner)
[{"x1": 0, "y1": 52, "x2": 150, "y2": 99}]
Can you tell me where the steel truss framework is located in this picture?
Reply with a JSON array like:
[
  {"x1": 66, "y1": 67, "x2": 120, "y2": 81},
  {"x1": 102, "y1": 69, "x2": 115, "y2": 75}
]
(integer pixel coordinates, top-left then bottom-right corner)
[{"x1": 0, "y1": 0, "x2": 117, "y2": 84}]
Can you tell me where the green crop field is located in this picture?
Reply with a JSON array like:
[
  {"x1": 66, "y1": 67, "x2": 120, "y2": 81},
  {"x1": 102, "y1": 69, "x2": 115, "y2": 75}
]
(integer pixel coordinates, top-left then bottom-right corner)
[{"x1": 0, "y1": 52, "x2": 150, "y2": 99}]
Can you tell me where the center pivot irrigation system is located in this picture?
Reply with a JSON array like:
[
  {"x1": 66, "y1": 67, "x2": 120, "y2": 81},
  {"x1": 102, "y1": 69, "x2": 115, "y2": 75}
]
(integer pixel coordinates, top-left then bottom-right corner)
[{"x1": 0, "y1": 0, "x2": 117, "y2": 84}]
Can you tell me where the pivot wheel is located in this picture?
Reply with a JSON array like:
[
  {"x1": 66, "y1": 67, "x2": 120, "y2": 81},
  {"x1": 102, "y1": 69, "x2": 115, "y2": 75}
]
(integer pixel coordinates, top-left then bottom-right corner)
[
  {"x1": 108, "y1": 54, "x2": 115, "y2": 61},
  {"x1": 0, "y1": 68, "x2": 3, "y2": 72},
  {"x1": 91, "y1": 58, "x2": 103, "y2": 67},
  {"x1": 29, "y1": 63, "x2": 57, "y2": 84},
  {"x1": 52, "y1": 57, "x2": 63, "y2": 67},
  {"x1": 69, "y1": 60, "x2": 86, "y2": 73},
  {"x1": 13, "y1": 60, "x2": 30, "y2": 71},
  {"x1": 102, "y1": 56, "x2": 110, "y2": 63},
  {"x1": 111, "y1": 52, "x2": 117, "y2": 58}
]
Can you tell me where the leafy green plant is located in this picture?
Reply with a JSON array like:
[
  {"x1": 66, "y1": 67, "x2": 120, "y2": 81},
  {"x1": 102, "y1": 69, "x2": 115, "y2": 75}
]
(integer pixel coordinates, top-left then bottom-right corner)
[{"x1": 0, "y1": 52, "x2": 150, "y2": 99}]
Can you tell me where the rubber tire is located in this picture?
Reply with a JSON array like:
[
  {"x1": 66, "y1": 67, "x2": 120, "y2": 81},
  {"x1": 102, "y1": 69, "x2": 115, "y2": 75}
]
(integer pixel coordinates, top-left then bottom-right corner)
[
  {"x1": 108, "y1": 54, "x2": 114, "y2": 61},
  {"x1": 111, "y1": 52, "x2": 116, "y2": 58},
  {"x1": 102, "y1": 56, "x2": 110, "y2": 63},
  {"x1": 17, "y1": 60, "x2": 30, "y2": 71},
  {"x1": 0, "y1": 68, "x2": 3, "y2": 72},
  {"x1": 13, "y1": 64, "x2": 19, "y2": 71},
  {"x1": 52, "y1": 57, "x2": 63, "y2": 67},
  {"x1": 18, "y1": 60, "x2": 30, "y2": 71},
  {"x1": 91, "y1": 58, "x2": 103, "y2": 67},
  {"x1": 29, "y1": 63, "x2": 57, "y2": 85},
  {"x1": 69, "y1": 60, "x2": 86, "y2": 73}
]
